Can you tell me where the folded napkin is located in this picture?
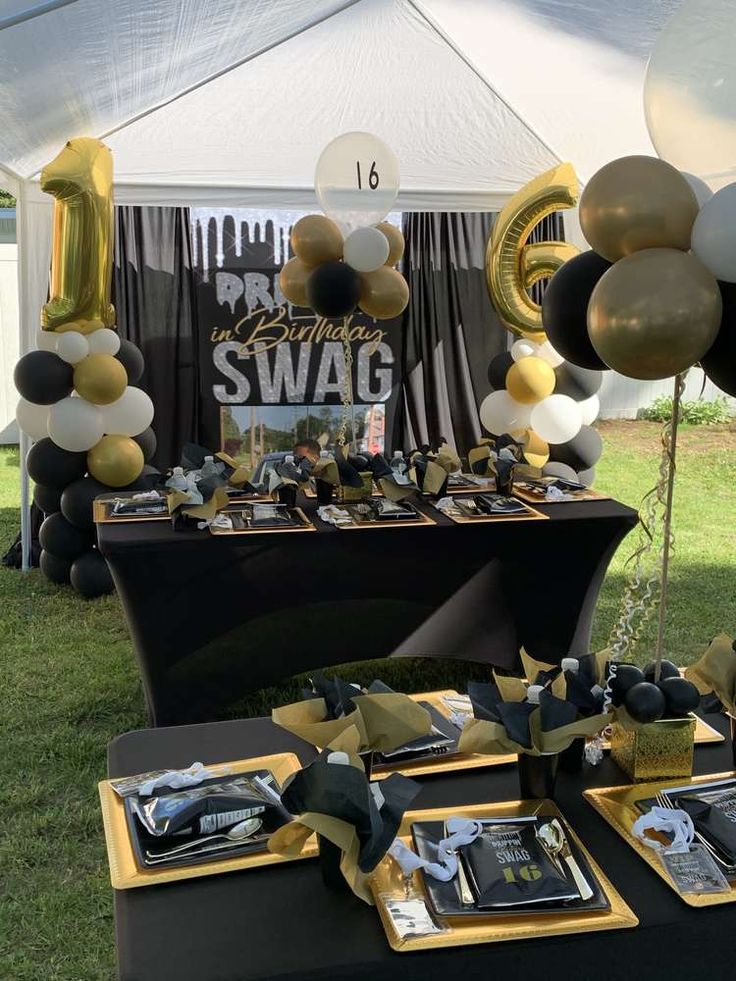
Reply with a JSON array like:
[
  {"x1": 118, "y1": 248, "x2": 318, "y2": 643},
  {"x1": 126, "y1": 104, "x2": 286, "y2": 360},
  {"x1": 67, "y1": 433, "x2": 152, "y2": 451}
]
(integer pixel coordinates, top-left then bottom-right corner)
[
  {"x1": 272, "y1": 674, "x2": 432, "y2": 755},
  {"x1": 268, "y1": 728, "x2": 421, "y2": 902}
]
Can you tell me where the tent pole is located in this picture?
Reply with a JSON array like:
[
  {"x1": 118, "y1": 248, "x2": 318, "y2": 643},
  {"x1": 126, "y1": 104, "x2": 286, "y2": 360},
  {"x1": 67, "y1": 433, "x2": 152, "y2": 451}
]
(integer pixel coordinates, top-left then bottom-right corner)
[{"x1": 16, "y1": 179, "x2": 32, "y2": 571}]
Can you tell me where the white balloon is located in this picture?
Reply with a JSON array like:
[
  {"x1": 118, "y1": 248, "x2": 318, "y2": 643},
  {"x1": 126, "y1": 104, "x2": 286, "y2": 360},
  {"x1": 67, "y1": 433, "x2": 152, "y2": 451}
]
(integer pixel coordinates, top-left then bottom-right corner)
[
  {"x1": 543, "y1": 461, "x2": 579, "y2": 482},
  {"x1": 578, "y1": 394, "x2": 600, "y2": 427},
  {"x1": 530, "y1": 395, "x2": 582, "y2": 444},
  {"x1": 101, "y1": 386, "x2": 154, "y2": 436},
  {"x1": 315, "y1": 131, "x2": 399, "y2": 230},
  {"x1": 511, "y1": 339, "x2": 538, "y2": 361},
  {"x1": 15, "y1": 398, "x2": 49, "y2": 439},
  {"x1": 35, "y1": 329, "x2": 57, "y2": 353},
  {"x1": 536, "y1": 340, "x2": 565, "y2": 368},
  {"x1": 343, "y1": 226, "x2": 390, "y2": 272},
  {"x1": 87, "y1": 328, "x2": 121, "y2": 356},
  {"x1": 683, "y1": 172, "x2": 713, "y2": 209},
  {"x1": 47, "y1": 396, "x2": 104, "y2": 452},
  {"x1": 691, "y1": 182, "x2": 736, "y2": 282},
  {"x1": 56, "y1": 331, "x2": 90, "y2": 365},
  {"x1": 479, "y1": 391, "x2": 533, "y2": 435}
]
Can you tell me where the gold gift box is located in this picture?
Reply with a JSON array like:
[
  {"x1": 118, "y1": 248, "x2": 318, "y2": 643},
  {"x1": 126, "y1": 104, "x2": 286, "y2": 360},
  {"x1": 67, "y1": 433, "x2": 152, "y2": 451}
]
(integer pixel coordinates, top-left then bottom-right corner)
[
  {"x1": 337, "y1": 471, "x2": 375, "y2": 502},
  {"x1": 610, "y1": 714, "x2": 696, "y2": 782}
]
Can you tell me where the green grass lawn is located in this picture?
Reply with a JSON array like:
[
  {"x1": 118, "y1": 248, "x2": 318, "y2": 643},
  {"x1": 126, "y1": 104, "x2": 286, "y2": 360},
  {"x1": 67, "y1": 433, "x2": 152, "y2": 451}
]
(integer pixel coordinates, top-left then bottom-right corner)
[{"x1": 1, "y1": 421, "x2": 734, "y2": 979}]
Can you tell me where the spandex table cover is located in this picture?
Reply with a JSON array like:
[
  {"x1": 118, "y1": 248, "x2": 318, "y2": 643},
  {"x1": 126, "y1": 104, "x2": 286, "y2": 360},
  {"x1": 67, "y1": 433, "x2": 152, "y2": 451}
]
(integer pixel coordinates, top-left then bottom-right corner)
[
  {"x1": 97, "y1": 496, "x2": 636, "y2": 726},
  {"x1": 109, "y1": 713, "x2": 735, "y2": 981}
]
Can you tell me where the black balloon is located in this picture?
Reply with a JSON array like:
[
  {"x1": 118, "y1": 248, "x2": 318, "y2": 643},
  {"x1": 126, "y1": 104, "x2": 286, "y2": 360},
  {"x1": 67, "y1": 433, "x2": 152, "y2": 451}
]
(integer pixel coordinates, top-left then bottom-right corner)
[
  {"x1": 26, "y1": 438, "x2": 87, "y2": 490},
  {"x1": 576, "y1": 466, "x2": 596, "y2": 487},
  {"x1": 624, "y1": 681, "x2": 666, "y2": 724},
  {"x1": 133, "y1": 426, "x2": 157, "y2": 463},
  {"x1": 701, "y1": 281, "x2": 736, "y2": 397},
  {"x1": 39, "y1": 549, "x2": 71, "y2": 585},
  {"x1": 121, "y1": 464, "x2": 162, "y2": 492},
  {"x1": 487, "y1": 351, "x2": 514, "y2": 390},
  {"x1": 305, "y1": 262, "x2": 361, "y2": 318},
  {"x1": 39, "y1": 512, "x2": 92, "y2": 561},
  {"x1": 609, "y1": 663, "x2": 645, "y2": 706},
  {"x1": 553, "y1": 363, "x2": 603, "y2": 400},
  {"x1": 549, "y1": 426, "x2": 603, "y2": 471},
  {"x1": 14, "y1": 350, "x2": 74, "y2": 405},
  {"x1": 70, "y1": 550, "x2": 114, "y2": 599},
  {"x1": 115, "y1": 339, "x2": 145, "y2": 384},
  {"x1": 541, "y1": 251, "x2": 611, "y2": 370},
  {"x1": 61, "y1": 476, "x2": 110, "y2": 530},
  {"x1": 643, "y1": 659, "x2": 680, "y2": 683},
  {"x1": 658, "y1": 677, "x2": 700, "y2": 716},
  {"x1": 33, "y1": 483, "x2": 62, "y2": 515}
]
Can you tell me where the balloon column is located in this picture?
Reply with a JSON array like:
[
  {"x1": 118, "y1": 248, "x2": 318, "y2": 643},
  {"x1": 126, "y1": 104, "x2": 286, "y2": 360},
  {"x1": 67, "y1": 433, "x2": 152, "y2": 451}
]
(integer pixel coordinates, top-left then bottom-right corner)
[
  {"x1": 482, "y1": 163, "x2": 604, "y2": 484},
  {"x1": 13, "y1": 138, "x2": 157, "y2": 598}
]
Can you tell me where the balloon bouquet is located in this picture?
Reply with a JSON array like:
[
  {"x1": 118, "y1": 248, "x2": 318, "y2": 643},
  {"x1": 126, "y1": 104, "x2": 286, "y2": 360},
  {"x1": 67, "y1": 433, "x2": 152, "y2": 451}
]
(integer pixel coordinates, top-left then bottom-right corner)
[
  {"x1": 481, "y1": 163, "x2": 605, "y2": 484},
  {"x1": 14, "y1": 138, "x2": 156, "y2": 597},
  {"x1": 279, "y1": 132, "x2": 409, "y2": 446}
]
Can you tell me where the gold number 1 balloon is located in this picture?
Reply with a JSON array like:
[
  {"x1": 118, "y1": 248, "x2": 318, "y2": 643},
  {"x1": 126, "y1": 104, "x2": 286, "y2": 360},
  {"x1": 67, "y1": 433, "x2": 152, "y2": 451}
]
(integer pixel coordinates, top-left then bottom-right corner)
[
  {"x1": 40, "y1": 137, "x2": 115, "y2": 332},
  {"x1": 486, "y1": 162, "x2": 580, "y2": 337}
]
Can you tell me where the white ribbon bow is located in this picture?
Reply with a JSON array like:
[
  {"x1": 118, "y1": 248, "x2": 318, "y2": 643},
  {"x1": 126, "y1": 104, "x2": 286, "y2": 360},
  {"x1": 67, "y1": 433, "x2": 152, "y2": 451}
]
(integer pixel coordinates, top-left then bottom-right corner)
[
  {"x1": 389, "y1": 817, "x2": 484, "y2": 882},
  {"x1": 632, "y1": 805, "x2": 695, "y2": 855}
]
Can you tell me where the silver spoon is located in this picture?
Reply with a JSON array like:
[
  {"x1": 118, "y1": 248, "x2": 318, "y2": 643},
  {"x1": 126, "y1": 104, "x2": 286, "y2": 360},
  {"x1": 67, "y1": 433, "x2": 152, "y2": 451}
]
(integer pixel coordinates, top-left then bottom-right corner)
[
  {"x1": 537, "y1": 819, "x2": 594, "y2": 900},
  {"x1": 145, "y1": 817, "x2": 263, "y2": 860}
]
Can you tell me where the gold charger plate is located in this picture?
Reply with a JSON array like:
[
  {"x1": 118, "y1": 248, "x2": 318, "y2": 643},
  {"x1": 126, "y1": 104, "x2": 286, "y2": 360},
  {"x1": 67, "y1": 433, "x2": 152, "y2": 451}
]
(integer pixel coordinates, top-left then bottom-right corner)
[
  {"x1": 333, "y1": 508, "x2": 436, "y2": 531},
  {"x1": 371, "y1": 690, "x2": 516, "y2": 779},
  {"x1": 584, "y1": 770, "x2": 736, "y2": 907},
  {"x1": 437, "y1": 497, "x2": 547, "y2": 525},
  {"x1": 208, "y1": 507, "x2": 316, "y2": 535},
  {"x1": 444, "y1": 475, "x2": 496, "y2": 495},
  {"x1": 514, "y1": 482, "x2": 610, "y2": 505},
  {"x1": 369, "y1": 798, "x2": 638, "y2": 951},
  {"x1": 93, "y1": 495, "x2": 170, "y2": 524},
  {"x1": 99, "y1": 752, "x2": 317, "y2": 889}
]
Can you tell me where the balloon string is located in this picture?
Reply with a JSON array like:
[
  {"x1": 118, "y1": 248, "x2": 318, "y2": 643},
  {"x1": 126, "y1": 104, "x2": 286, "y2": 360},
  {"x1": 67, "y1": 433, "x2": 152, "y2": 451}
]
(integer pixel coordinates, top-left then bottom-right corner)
[
  {"x1": 606, "y1": 370, "x2": 687, "y2": 662},
  {"x1": 336, "y1": 317, "x2": 354, "y2": 449}
]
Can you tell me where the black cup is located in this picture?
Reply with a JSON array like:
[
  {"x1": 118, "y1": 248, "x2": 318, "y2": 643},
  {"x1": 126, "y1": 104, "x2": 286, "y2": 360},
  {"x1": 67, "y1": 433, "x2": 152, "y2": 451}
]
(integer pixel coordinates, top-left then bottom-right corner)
[
  {"x1": 518, "y1": 752, "x2": 559, "y2": 799},
  {"x1": 729, "y1": 714, "x2": 736, "y2": 769},
  {"x1": 558, "y1": 737, "x2": 584, "y2": 774},
  {"x1": 317, "y1": 835, "x2": 348, "y2": 891},
  {"x1": 316, "y1": 479, "x2": 334, "y2": 505},
  {"x1": 277, "y1": 484, "x2": 297, "y2": 508}
]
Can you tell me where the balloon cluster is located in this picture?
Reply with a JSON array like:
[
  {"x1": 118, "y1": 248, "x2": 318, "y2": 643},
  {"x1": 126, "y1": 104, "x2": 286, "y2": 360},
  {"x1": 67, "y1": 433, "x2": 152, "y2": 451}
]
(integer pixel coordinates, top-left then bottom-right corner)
[
  {"x1": 480, "y1": 340, "x2": 603, "y2": 485},
  {"x1": 279, "y1": 132, "x2": 409, "y2": 321},
  {"x1": 543, "y1": 155, "x2": 728, "y2": 385},
  {"x1": 15, "y1": 327, "x2": 156, "y2": 597},
  {"x1": 609, "y1": 660, "x2": 700, "y2": 726}
]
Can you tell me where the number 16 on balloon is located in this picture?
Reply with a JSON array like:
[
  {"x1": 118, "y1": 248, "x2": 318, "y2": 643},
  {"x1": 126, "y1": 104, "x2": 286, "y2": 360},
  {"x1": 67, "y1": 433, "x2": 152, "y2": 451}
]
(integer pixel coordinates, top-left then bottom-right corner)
[{"x1": 316, "y1": 131, "x2": 399, "y2": 229}]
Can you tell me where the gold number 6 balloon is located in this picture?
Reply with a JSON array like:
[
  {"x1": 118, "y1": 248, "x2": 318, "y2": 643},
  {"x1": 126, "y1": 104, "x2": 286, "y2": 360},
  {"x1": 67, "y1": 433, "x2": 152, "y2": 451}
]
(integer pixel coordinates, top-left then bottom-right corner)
[
  {"x1": 485, "y1": 162, "x2": 580, "y2": 338},
  {"x1": 40, "y1": 137, "x2": 115, "y2": 333}
]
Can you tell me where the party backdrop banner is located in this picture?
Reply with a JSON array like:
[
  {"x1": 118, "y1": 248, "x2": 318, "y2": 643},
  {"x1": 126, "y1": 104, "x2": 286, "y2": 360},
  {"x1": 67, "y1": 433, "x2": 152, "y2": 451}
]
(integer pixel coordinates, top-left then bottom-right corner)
[{"x1": 192, "y1": 210, "x2": 404, "y2": 462}]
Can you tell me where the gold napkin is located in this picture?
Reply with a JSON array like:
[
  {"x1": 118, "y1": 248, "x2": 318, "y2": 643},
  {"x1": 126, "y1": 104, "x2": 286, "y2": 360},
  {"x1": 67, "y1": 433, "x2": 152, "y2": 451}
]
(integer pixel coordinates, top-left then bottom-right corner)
[
  {"x1": 458, "y1": 708, "x2": 610, "y2": 757},
  {"x1": 685, "y1": 633, "x2": 736, "y2": 715},
  {"x1": 311, "y1": 458, "x2": 340, "y2": 485},
  {"x1": 467, "y1": 443, "x2": 492, "y2": 475},
  {"x1": 377, "y1": 476, "x2": 416, "y2": 502},
  {"x1": 166, "y1": 485, "x2": 230, "y2": 521}
]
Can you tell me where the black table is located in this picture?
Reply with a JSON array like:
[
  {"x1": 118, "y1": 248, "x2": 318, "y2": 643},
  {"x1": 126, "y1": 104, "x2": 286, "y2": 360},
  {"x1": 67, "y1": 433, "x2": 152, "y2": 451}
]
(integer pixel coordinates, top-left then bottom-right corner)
[
  {"x1": 109, "y1": 713, "x2": 735, "y2": 981},
  {"x1": 98, "y1": 496, "x2": 637, "y2": 726}
]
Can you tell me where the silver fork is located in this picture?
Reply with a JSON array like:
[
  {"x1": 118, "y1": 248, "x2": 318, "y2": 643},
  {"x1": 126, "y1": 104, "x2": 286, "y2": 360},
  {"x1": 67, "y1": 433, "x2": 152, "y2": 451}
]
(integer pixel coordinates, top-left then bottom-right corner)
[{"x1": 654, "y1": 791, "x2": 733, "y2": 870}]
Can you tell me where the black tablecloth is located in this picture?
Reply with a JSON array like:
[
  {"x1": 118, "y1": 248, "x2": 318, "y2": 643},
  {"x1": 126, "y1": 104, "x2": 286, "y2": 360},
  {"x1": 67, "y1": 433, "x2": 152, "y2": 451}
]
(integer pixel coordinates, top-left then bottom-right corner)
[
  {"x1": 98, "y1": 496, "x2": 637, "y2": 725},
  {"x1": 109, "y1": 714, "x2": 735, "y2": 981}
]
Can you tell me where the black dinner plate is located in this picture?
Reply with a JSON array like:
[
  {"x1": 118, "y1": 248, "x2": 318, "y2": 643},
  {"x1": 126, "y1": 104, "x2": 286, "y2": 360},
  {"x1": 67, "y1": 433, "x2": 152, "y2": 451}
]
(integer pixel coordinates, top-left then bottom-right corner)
[
  {"x1": 411, "y1": 816, "x2": 610, "y2": 918},
  {"x1": 372, "y1": 703, "x2": 460, "y2": 769}
]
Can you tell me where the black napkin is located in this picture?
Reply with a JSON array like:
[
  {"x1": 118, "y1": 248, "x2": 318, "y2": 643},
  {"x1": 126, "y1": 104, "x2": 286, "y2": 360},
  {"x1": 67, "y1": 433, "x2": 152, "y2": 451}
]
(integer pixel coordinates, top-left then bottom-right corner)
[
  {"x1": 675, "y1": 789, "x2": 736, "y2": 865},
  {"x1": 539, "y1": 689, "x2": 578, "y2": 731},
  {"x1": 466, "y1": 681, "x2": 504, "y2": 723}
]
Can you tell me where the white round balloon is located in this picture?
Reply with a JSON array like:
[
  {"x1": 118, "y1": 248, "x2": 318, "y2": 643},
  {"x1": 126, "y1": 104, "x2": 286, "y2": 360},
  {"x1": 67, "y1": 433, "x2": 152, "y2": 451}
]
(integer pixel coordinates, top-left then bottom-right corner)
[
  {"x1": 15, "y1": 398, "x2": 49, "y2": 439},
  {"x1": 87, "y1": 328, "x2": 121, "y2": 356},
  {"x1": 511, "y1": 339, "x2": 538, "y2": 361},
  {"x1": 530, "y1": 395, "x2": 582, "y2": 444},
  {"x1": 35, "y1": 329, "x2": 57, "y2": 353},
  {"x1": 343, "y1": 226, "x2": 390, "y2": 272},
  {"x1": 644, "y1": 0, "x2": 736, "y2": 191},
  {"x1": 691, "y1": 182, "x2": 736, "y2": 282},
  {"x1": 479, "y1": 391, "x2": 533, "y2": 435},
  {"x1": 56, "y1": 331, "x2": 90, "y2": 365},
  {"x1": 315, "y1": 131, "x2": 399, "y2": 230},
  {"x1": 101, "y1": 386, "x2": 154, "y2": 436},
  {"x1": 683, "y1": 172, "x2": 714, "y2": 208},
  {"x1": 536, "y1": 340, "x2": 565, "y2": 368},
  {"x1": 47, "y1": 396, "x2": 104, "y2": 452},
  {"x1": 578, "y1": 393, "x2": 601, "y2": 427}
]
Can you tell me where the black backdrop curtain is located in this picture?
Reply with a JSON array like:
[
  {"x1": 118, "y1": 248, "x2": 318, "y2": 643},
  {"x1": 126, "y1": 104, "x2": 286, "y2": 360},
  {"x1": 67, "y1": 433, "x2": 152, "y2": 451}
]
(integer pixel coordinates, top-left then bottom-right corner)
[
  {"x1": 113, "y1": 208, "x2": 199, "y2": 470},
  {"x1": 398, "y1": 211, "x2": 564, "y2": 456}
]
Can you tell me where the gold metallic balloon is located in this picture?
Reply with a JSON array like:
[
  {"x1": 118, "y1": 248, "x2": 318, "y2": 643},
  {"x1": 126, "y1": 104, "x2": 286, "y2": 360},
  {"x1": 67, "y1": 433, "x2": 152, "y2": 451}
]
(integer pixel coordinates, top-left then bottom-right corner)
[
  {"x1": 88, "y1": 435, "x2": 144, "y2": 488},
  {"x1": 579, "y1": 155, "x2": 698, "y2": 263},
  {"x1": 505, "y1": 356, "x2": 556, "y2": 404},
  {"x1": 588, "y1": 248, "x2": 722, "y2": 380},
  {"x1": 486, "y1": 162, "x2": 580, "y2": 337},
  {"x1": 359, "y1": 266, "x2": 410, "y2": 320},
  {"x1": 40, "y1": 138, "x2": 115, "y2": 331},
  {"x1": 291, "y1": 214, "x2": 343, "y2": 265},
  {"x1": 519, "y1": 429, "x2": 550, "y2": 469},
  {"x1": 377, "y1": 221, "x2": 405, "y2": 265},
  {"x1": 73, "y1": 353, "x2": 128, "y2": 405},
  {"x1": 279, "y1": 257, "x2": 313, "y2": 306}
]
